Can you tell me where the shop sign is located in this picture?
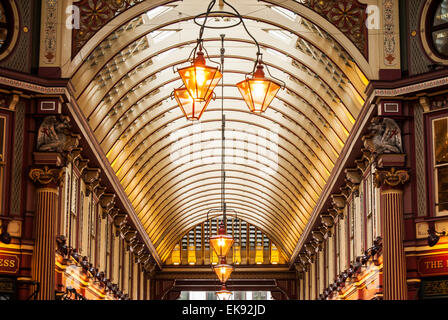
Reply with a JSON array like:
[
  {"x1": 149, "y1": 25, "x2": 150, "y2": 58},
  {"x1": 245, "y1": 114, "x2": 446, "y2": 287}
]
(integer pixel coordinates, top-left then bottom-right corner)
[
  {"x1": 421, "y1": 278, "x2": 448, "y2": 299},
  {"x1": 418, "y1": 254, "x2": 448, "y2": 277},
  {"x1": 0, "y1": 254, "x2": 19, "y2": 275}
]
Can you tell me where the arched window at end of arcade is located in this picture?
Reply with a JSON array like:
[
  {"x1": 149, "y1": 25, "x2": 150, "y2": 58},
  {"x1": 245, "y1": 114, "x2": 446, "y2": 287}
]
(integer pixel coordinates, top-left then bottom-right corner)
[
  {"x1": 422, "y1": 0, "x2": 448, "y2": 64},
  {"x1": 0, "y1": 0, "x2": 19, "y2": 62}
]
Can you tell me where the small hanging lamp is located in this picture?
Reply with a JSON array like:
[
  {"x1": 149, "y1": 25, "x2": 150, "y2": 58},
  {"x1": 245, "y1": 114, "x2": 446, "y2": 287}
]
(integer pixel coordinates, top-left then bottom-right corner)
[
  {"x1": 209, "y1": 220, "x2": 234, "y2": 258},
  {"x1": 213, "y1": 258, "x2": 234, "y2": 283},
  {"x1": 177, "y1": 47, "x2": 222, "y2": 102},
  {"x1": 216, "y1": 284, "x2": 233, "y2": 300},
  {"x1": 237, "y1": 62, "x2": 281, "y2": 113},
  {"x1": 173, "y1": 88, "x2": 214, "y2": 121}
]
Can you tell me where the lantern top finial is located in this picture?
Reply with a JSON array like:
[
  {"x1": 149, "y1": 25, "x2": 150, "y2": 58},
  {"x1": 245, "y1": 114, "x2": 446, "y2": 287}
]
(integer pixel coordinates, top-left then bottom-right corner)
[
  {"x1": 253, "y1": 64, "x2": 265, "y2": 79},
  {"x1": 194, "y1": 49, "x2": 206, "y2": 66}
]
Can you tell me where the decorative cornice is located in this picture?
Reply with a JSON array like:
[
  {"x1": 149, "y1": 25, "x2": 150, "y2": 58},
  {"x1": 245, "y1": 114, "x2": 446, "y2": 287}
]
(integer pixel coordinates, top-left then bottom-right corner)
[
  {"x1": 100, "y1": 193, "x2": 116, "y2": 213},
  {"x1": 75, "y1": 157, "x2": 89, "y2": 173},
  {"x1": 345, "y1": 168, "x2": 362, "y2": 185},
  {"x1": 331, "y1": 194, "x2": 346, "y2": 209},
  {"x1": 83, "y1": 168, "x2": 101, "y2": 193},
  {"x1": 0, "y1": 76, "x2": 69, "y2": 96},
  {"x1": 368, "y1": 75, "x2": 448, "y2": 99}
]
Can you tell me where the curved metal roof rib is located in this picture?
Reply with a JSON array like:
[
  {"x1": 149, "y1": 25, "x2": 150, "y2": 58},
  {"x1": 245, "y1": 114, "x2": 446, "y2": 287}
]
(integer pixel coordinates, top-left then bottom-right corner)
[{"x1": 70, "y1": 0, "x2": 369, "y2": 264}]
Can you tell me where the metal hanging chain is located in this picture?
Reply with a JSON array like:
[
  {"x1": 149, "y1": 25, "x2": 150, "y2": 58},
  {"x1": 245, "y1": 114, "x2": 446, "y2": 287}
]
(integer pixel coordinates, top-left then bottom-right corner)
[
  {"x1": 190, "y1": 0, "x2": 286, "y2": 88},
  {"x1": 220, "y1": 34, "x2": 226, "y2": 223}
]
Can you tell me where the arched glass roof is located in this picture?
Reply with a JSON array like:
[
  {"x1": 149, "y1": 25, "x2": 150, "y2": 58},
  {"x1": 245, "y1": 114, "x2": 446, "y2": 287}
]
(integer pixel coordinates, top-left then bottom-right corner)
[{"x1": 69, "y1": 0, "x2": 369, "y2": 263}]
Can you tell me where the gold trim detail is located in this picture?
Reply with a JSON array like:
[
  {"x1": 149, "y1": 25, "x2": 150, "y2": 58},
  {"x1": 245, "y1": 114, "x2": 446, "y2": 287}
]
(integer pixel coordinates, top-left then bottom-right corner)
[
  {"x1": 374, "y1": 167, "x2": 410, "y2": 188},
  {"x1": 29, "y1": 166, "x2": 64, "y2": 186}
]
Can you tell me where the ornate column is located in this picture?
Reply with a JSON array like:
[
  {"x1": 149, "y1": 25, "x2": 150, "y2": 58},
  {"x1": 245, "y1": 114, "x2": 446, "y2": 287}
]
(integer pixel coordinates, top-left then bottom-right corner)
[
  {"x1": 375, "y1": 165, "x2": 410, "y2": 300},
  {"x1": 29, "y1": 162, "x2": 65, "y2": 300},
  {"x1": 362, "y1": 116, "x2": 409, "y2": 300},
  {"x1": 28, "y1": 115, "x2": 80, "y2": 300}
]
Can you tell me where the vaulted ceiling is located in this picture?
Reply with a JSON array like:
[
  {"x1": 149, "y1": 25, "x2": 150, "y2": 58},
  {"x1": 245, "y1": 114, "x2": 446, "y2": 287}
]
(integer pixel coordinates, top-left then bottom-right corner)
[{"x1": 69, "y1": 0, "x2": 370, "y2": 264}]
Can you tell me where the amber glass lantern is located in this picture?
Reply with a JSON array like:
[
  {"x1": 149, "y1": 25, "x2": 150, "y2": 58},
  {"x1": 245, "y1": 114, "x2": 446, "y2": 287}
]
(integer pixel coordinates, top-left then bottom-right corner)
[
  {"x1": 237, "y1": 64, "x2": 281, "y2": 113},
  {"x1": 174, "y1": 88, "x2": 214, "y2": 121},
  {"x1": 216, "y1": 284, "x2": 233, "y2": 300},
  {"x1": 209, "y1": 221, "x2": 234, "y2": 258},
  {"x1": 177, "y1": 49, "x2": 222, "y2": 102},
  {"x1": 213, "y1": 258, "x2": 234, "y2": 283}
]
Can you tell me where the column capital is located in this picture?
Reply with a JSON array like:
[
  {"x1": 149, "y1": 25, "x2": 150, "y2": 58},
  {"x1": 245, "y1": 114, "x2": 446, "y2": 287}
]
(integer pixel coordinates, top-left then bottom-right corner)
[
  {"x1": 374, "y1": 167, "x2": 410, "y2": 189},
  {"x1": 29, "y1": 166, "x2": 65, "y2": 188}
]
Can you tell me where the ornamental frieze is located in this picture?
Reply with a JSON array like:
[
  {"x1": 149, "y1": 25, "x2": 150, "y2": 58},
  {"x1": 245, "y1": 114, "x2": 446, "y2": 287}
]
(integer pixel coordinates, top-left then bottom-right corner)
[{"x1": 419, "y1": 95, "x2": 448, "y2": 112}]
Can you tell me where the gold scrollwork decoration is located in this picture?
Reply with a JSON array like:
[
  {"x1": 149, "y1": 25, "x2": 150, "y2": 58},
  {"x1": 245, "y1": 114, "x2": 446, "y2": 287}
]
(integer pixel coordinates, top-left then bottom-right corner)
[
  {"x1": 374, "y1": 168, "x2": 410, "y2": 188},
  {"x1": 29, "y1": 166, "x2": 65, "y2": 186}
]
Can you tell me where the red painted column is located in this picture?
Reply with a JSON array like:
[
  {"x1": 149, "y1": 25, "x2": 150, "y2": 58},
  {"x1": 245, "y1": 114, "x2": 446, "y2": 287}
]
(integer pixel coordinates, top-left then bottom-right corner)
[
  {"x1": 375, "y1": 167, "x2": 410, "y2": 300},
  {"x1": 29, "y1": 153, "x2": 64, "y2": 300}
]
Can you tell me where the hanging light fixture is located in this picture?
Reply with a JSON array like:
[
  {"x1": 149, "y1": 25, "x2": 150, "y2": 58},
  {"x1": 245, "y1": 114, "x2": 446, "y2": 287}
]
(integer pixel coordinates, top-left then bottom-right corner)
[
  {"x1": 237, "y1": 61, "x2": 281, "y2": 113},
  {"x1": 216, "y1": 284, "x2": 233, "y2": 300},
  {"x1": 173, "y1": 88, "x2": 215, "y2": 121},
  {"x1": 173, "y1": 0, "x2": 284, "y2": 120},
  {"x1": 177, "y1": 46, "x2": 222, "y2": 103},
  {"x1": 213, "y1": 258, "x2": 234, "y2": 283},
  {"x1": 210, "y1": 220, "x2": 234, "y2": 258}
]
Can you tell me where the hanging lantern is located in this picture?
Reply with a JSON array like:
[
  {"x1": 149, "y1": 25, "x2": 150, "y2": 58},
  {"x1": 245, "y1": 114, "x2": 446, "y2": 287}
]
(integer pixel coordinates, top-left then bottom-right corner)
[
  {"x1": 237, "y1": 64, "x2": 281, "y2": 113},
  {"x1": 187, "y1": 245, "x2": 196, "y2": 265},
  {"x1": 213, "y1": 259, "x2": 234, "y2": 283},
  {"x1": 210, "y1": 221, "x2": 234, "y2": 258},
  {"x1": 216, "y1": 284, "x2": 233, "y2": 300},
  {"x1": 174, "y1": 88, "x2": 214, "y2": 121},
  {"x1": 171, "y1": 244, "x2": 181, "y2": 265},
  {"x1": 270, "y1": 243, "x2": 279, "y2": 265},
  {"x1": 233, "y1": 244, "x2": 241, "y2": 265},
  {"x1": 177, "y1": 48, "x2": 222, "y2": 102},
  {"x1": 255, "y1": 243, "x2": 264, "y2": 265}
]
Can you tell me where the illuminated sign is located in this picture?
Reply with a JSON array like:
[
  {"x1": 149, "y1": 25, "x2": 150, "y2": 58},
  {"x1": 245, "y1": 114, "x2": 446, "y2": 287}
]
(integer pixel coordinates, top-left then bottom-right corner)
[
  {"x1": 418, "y1": 254, "x2": 448, "y2": 277},
  {"x1": 0, "y1": 254, "x2": 19, "y2": 275}
]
